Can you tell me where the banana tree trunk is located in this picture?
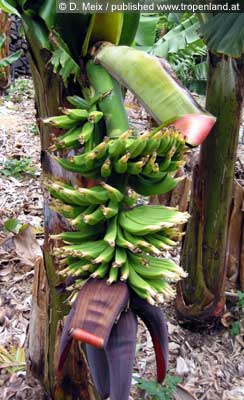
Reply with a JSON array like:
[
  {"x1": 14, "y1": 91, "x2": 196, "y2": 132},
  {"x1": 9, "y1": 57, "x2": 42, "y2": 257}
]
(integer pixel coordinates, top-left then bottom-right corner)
[
  {"x1": 24, "y1": 31, "x2": 98, "y2": 400},
  {"x1": 176, "y1": 53, "x2": 244, "y2": 322},
  {"x1": 0, "y1": 10, "x2": 11, "y2": 93}
]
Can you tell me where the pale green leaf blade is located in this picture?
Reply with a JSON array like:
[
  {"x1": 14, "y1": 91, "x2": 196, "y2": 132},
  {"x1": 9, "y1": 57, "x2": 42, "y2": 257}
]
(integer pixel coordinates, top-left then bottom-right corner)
[
  {"x1": 95, "y1": 44, "x2": 205, "y2": 124},
  {"x1": 136, "y1": 15, "x2": 159, "y2": 47}
]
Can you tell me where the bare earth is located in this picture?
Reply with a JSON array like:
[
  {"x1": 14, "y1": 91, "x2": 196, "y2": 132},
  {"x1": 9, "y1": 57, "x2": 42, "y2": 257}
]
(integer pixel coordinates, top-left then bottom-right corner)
[{"x1": 0, "y1": 79, "x2": 244, "y2": 400}]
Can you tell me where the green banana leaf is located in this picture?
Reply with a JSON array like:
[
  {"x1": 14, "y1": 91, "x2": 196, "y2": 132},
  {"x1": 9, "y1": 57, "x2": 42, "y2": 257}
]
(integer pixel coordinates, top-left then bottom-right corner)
[
  {"x1": 201, "y1": 13, "x2": 244, "y2": 58},
  {"x1": 119, "y1": 12, "x2": 140, "y2": 46},
  {"x1": 152, "y1": 15, "x2": 204, "y2": 58},
  {"x1": 135, "y1": 15, "x2": 159, "y2": 50}
]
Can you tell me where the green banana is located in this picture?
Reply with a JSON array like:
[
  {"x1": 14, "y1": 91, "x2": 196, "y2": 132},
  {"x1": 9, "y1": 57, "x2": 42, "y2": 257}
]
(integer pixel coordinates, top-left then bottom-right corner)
[
  {"x1": 143, "y1": 152, "x2": 159, "y2": 175},
  {"x1": 44, "y1": 180, "x2": 81, "y2": 205},
  {"x1": 62, "y1": 108, "x2": 89, "y2": 121},
  {"x1": 49, "y1": 126, "x2": 82, "y2": 151},
  {"x1": 127, "y1": 263, "x2": 157, "y2": 299},
  {"x1": 123, "y1": 191, "x2": 137, "y2": 207},
  {"x1": 115, "y1": 226, "x2": 138, "y2": 253},
  {"x1": 120, "y1": 259, "x2": 130, "y2": 281},
  {"x1": 158, "y1": 156, "x2": 172, "y2": 172},
  {"x1": 60, "y1": 187, "x2": 93, "y2": 206},
  {"x1": 92, "y1": 245, "x2": 115, "y2": 264},
  {"x1": 56, "y1": 240, "x2": 108, "y2": 259},
  {"x1": 157, "y1": 133, "x2": 172, "y2": 156},
  {"x1": 88, "y1": 110, "x2": 104, "y2": 123},
  {"x1": 114, "y1": 152, "x2": 130, "y2": 173},
  {"x1": 123, "y1": 230, "x2": 161, "y2": 256},
  {"x1": 113, "y1": 246, "x2": 127, "y2": 268},
  {"x1": 129, "y1": 260, "x2": 168, "y2": 280},
  {"x1": 43, "y1": 115, "x2": 76, "y2": 129},
  {"x1": 77, "y1": 186, "x2": 109, "y2": 204},
  {"x1": 91, "y1": 263, "x2": 109, "y2": 278},
  {"x1": 108, "y1": 129, "x2": 132, "y2": 158},
  {"x1": 83, "y1": 206, "x2": 106, "y2": 225},
  {"x1": 107, "y1": 266, "x2": 119, "y2": 285},
  {"x1": 129, "y1": 174, "x2": 178, "y2": 196},
  {"x1": 144, "y1": 234, "x2": 170, "y2": 251},
  {"x1": 50, "y1": 228, "x2": 100, "y2": 244},
  {"x1": 91, "y1": 139, "x2": 109, "y2": 160},
  {"x1": 53, "y1": 156, "x2": 99, "y2": 177},
  {"x1": 127, "y1": 159, "x2": 145, "y2": 175},
  {"x1": 103, "y1": 216, "x2": 118, "y2": 247},
  {"x1": 100, "y1": 182, "x2": 124, "y2": 202},
  {"x1": 67, "y1": 95, "x2": 90, "y2": 109},
  {"x1": 125, "y1": 135, "x2": 147, "y2": 159},
  {"x1": 148, "y1": 279, "x2": 176, "y2": 298},
  {"x1": 101, "y1": 199, "x2": 119, "y2": 219},
  {"x1": 154, "y1": 233, "x2": 178, "y2": 247},
  {"x1": 49, "y1": 199, "x2": 86, "y2": 219},
  {"x1": 71, "y1": 206, "x2": 97, "y2": 230},
  {"x1": 101, "y1": 159, "x2": 112, "y2": 178},
  {"x1": 78, "y1": 121, "x2": 94, "y2": 144}
]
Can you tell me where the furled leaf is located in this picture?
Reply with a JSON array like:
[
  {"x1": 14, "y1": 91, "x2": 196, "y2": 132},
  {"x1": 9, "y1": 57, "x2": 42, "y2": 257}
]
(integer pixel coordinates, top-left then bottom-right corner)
[{"x1": 201, "y1": 13, "x2": 244, "y2": 58}]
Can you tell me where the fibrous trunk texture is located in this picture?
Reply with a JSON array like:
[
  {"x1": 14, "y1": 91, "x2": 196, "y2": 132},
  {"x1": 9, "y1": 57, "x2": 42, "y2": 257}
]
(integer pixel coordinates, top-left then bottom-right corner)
[{"x1": 176, "y1": 53, "x2": 244, "y2": 322}]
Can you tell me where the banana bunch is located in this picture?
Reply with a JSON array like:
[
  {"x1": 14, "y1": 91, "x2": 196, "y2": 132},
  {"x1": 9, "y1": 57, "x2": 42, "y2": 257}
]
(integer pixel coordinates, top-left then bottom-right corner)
[
  {"x1": 50, "y1": 124, "x2": 186, "y2": 195},
  {"x1": 44, "y1": 94, "x2": 104, "y2": 152},
  {"x1": 51, "y1": 203, "x2": 188, "y2": 304},
  {"x1": 44, "y1": 179, "x2": 125, "y2": 227},
  {"x1": 44, "y1": 92, "x2": 189, "y2": 305}
]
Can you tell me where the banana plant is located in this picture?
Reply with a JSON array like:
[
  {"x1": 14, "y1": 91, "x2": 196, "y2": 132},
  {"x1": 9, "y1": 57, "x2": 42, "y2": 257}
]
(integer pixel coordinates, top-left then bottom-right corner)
[
  {"x1": 0, "y1": 1, "x2": 215, "y2": 398},
  {"x1": 176, "y1": 13, "x2": 244, "y2": 323}
]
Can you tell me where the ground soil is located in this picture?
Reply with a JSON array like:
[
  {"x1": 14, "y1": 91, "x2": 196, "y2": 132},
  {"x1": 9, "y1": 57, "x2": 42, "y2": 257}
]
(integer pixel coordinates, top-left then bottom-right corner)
[{"x1": 0, "y1": 79, "x2": 244, "y2": 400}]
